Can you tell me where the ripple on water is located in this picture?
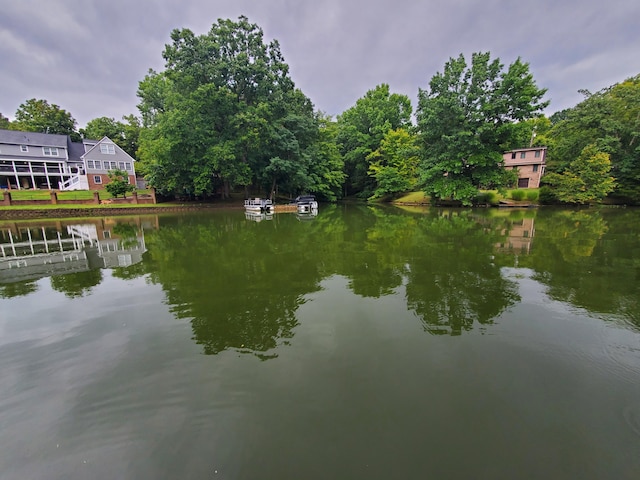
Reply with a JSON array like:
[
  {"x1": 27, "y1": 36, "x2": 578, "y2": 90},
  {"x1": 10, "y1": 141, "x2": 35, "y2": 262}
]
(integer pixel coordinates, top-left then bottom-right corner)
[
  {"x1": 623, "y1": 404, "x2": 640, "y2": 437},
  {"x1": 600, "y1": 325, "x2": 640, "y2": 382}
]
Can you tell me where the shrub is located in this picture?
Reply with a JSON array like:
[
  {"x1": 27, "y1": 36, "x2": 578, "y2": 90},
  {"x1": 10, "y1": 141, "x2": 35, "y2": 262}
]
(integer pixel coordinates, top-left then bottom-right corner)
[
  {"x1": 526, "y1": 190, "x2": 539, "y2": 201},
  {"x1": 510, "y1": 189, "x2": 525, "y2": 201},
  {"x1": 538, "y1": 186, "x2": 557, "y2": 204},
  {"x1": 474, "y1": 191, "x2": 498, "y2": 205}
]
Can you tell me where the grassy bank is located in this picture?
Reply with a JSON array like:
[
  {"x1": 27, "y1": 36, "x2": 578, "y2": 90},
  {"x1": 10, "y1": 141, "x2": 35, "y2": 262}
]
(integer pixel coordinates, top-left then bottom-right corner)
[
  {"x1": 3, "y1": 189, "x2": 154, "y2": 201},
  {"x1": 393, "y1": 189, "x2": 540, "y2": 206}
]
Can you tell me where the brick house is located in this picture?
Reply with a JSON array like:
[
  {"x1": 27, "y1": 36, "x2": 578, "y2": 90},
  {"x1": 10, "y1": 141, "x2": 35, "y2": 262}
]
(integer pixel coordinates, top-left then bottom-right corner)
[
  {"x1": 0, "y1": 129, "x2": 136, "y2": 191},
  {"x1": 503, "y1": 147, "x2": 546, "y2": 188}
]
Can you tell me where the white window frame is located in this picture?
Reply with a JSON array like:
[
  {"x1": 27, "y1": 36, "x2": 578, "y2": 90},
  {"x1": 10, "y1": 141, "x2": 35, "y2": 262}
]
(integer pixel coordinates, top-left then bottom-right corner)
[
  {"x1": 43, "y1": 147, "x2": 59, "y2": 156},
  {"x1": 100, "y1": 144, "x2": 115, "y2": 154},
  {"x1": 93, "y1": 175, "x2": 102, "y2": 184},
  {"x1": 125, "y1": 162, "x2": 132, "y2": 171},
  {"x1": 118, "y1": 161, "x2": 125, "y2": 170},
  {"x1": 20, "y1": 145, "x2": 29, "y2": 152}
]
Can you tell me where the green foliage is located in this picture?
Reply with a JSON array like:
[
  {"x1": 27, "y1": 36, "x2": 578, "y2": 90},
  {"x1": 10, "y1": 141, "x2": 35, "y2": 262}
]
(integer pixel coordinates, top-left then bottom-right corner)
[
  {"x1": 548, "y1": 75, "x2": 640, "y2": 202},
  {"x1": 11, "y1": 98, "x2": 80, "y2": 141},
  {"x1": 475, "y1": 191, "x2": 497, "y2": 205},
  {"x1": 337, "y1": 84, "x2": 412, "y2": 197},
  {"x1": 538, "y1": 186, "x2": 557, "y2": 204},
  {"x1": 105, "y1": 168, "x2": 135, "y2": 198},
  {"x1": 137, "y1": 16, "x2": 336, "y2": 200},
  {"x1": 525, "y1": 189, "x2": 539, "y2": 201},
  {"x1": 416, "y1": 52, "x2": 548, "y2": 206},
  {"x1": 303, "y1": 114, "x2": 345, "y2": 201},
  {"x1": 367, "y1": 128, "x2": 420, "y2": 198},
  {"x1": 0, "y1": 112, "x2": 10, "y2": 129},
  {"x1": 544, "y1": 144, "x2": 615, "y2": 204},
  {"x1": 510, "y1": 189, "x2": 525, "y2": 201}
]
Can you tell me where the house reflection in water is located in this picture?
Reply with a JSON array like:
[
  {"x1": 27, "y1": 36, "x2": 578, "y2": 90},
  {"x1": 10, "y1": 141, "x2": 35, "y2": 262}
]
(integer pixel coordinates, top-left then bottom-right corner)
[
  {"x1": 496, "y1": 217, "x2": 535, "y2": 255},
  {"x1": 0, "y1": 217, "x2": 155, "y2": 283}
]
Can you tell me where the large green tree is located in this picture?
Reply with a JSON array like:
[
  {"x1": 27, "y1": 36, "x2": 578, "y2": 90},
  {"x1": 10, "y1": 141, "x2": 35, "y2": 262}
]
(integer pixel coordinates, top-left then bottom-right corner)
[
  {"x1": 336, "y1": 84, "x2": 412, "y2": 198},
  {"x1": 543, "y1": 144, "x2": 615, "y2": 204},
  {"x1": 367, "y1": 127, "x2": 420, "y2": 198},
  {"x1": 416, "y1": 52, "x2": 548, "y2": 205},
  {"x1": 11, "y1": 98, "x2": 80, "y2": 141},
  {"x1": 137, "y1": 16, "x2": 328, "y2": 200},
  {"x1": 548, "y1": 74, "x2": 640, "y2": 202}
]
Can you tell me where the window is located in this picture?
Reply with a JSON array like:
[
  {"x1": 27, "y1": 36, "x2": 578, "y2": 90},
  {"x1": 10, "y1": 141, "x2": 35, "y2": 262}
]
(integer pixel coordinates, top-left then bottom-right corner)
[
  {"x1": 100, "y1": 143, "x2": 115, "y2": 154},
  {"x1": 118, "y1": 161, "x2": 125, "y2": 170},
  {"x1": 511, "y1": 152, "x2": 516, "y2": 159},
  {"x1": 43, "y1": 147, "x2": 59, "y2": 156},
  {"x1": 125, "y1": 162, "x2": 132, "y2": 171},
  {"x1": 520, "y1": 152, "x2": 526, "y2": 159},
  {"x1": 533, "y1": 164, "x2": 539, "y2": 172},
  {"x1": 93, "y1": 175, "x2": 102, "y2": 184},
  {"x1": 535, "y1": 150, "x2": 541, "y2": 158},
  {"x1": 87, "y1": 160, "x2": 95, "y2": 169},
  {"x1": 20, "y1": 145, "x2": 29, "y2": 152},
  {"x1": 110, "y1": 161, "x2": 117, "y2": 169}
]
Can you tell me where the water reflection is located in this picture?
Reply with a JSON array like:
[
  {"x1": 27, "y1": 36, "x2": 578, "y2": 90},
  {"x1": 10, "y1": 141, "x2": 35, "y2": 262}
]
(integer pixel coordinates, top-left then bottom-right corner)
[
  {"x1": 1, "y1": 207, "x2": 639, "y2": 351},
  {"x1": 0, "y1": 217, "x2": 155, "y2": 297},
  {"x1": 245, "y1": 211, "x2": 273, "y2": 222}
]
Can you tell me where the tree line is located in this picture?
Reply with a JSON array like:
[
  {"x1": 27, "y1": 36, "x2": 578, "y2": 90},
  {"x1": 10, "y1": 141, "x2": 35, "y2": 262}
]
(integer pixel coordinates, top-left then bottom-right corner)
[{"x1": 2, "y1": 16, "x2": 638, "y2": 204}]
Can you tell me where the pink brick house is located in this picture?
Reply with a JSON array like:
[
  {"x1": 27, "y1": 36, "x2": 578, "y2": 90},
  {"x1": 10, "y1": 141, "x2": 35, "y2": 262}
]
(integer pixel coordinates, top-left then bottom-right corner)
[{"x1": 503, "y1": 147, "x2": 546, "y2": 188}]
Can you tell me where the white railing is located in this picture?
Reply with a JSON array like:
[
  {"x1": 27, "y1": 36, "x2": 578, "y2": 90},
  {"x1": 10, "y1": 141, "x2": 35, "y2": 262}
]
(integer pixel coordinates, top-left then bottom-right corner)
[{"x1": 59, "y1": 174, "x2": 89, "y2": 191}]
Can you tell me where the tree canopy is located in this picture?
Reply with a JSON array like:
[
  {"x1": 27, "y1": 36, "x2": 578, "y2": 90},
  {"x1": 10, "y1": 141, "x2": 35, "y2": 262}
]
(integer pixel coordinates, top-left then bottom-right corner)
[
  {"x1": 544, "y1": 144, "x2": 615, "y2": 204},
  {"x1": 11, "y1": 98, "x2": 80, "y2": 141},
  {"x1": 137, "y1": 16, "x2": 339, "y2": 200},
  {"x1": 416, "y1": 52, "x2": 548, "y2": 205},
  {"x1": 0, "y1": 113, "x2": 10, "y2": 130},
  {"x1": 547, "y1": 74, "x2": 640, "y2": 202},
  {"x1": 336, "y1": 84, "x2": 413, "y2": 198}
]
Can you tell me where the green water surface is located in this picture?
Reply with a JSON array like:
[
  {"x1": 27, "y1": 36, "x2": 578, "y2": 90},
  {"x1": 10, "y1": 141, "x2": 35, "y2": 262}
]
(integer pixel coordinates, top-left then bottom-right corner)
[{"x1": 1, "y1": 205, "x2": 639, "y2": 479}]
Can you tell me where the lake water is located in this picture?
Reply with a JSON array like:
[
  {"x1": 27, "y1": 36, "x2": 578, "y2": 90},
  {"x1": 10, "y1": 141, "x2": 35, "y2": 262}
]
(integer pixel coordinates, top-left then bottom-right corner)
[{"x1": 1, "y1": 206, "x2": 639, "y2": 479}]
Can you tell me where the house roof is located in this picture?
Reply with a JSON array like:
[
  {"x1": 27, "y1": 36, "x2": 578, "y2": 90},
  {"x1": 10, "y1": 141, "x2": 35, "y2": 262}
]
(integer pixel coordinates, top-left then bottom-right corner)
[
  {"x1": 81, "y1": 136, "x2": 135, "y2": 162},
  {"x1": 0, "y1": 129, "x2": 68, "y2": 148},
  {"x1": 506, "y1": 146, "x2": 547, "y2": 153},
  {"x1": 67, "y1": 137, "x2": 86, "y2": 162}
]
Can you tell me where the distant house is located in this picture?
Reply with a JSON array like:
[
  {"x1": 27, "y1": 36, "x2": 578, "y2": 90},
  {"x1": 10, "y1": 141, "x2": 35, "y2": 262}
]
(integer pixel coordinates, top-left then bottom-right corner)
[
  {"x1": 503, "y1": 146, "x2": 546, "y2": 189},
  {"x1": 78, "y1": 137, "x2": 136, "y2": 190},
  {"x1": 0, "y1": 129, "x2": 135, "y2": 191}
]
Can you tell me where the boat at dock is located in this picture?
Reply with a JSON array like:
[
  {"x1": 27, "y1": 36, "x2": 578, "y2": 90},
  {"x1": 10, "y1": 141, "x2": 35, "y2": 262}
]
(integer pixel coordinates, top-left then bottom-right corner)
[
  {"x1": 295, "y1": 195, "x2": 318, "y2": 214},
  {"x1": 244, "y1": 198, "x2": 274, "y2": 213}
]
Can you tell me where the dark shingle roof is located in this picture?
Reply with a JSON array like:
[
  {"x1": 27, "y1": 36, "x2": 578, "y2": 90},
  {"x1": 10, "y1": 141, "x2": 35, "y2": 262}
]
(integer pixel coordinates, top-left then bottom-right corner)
[
  {"x1": 0, "y1": 129, "x2": 68, "y2": 148},
  {"x1": 67, "y1": 137, "x2": 86, "y2": 161}
]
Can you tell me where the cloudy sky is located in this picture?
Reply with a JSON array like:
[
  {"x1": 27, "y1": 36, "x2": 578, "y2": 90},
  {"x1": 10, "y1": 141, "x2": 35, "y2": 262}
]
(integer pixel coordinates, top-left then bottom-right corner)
[{"x1": 1, "y1": 0, "x2": 639, "y2": 127}]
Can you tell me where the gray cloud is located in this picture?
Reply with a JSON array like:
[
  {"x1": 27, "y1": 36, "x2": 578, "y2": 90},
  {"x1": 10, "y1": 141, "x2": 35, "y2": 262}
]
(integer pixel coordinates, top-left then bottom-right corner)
[{"x1": 1, "y1": 0, "x2": 638, "y2": 126}]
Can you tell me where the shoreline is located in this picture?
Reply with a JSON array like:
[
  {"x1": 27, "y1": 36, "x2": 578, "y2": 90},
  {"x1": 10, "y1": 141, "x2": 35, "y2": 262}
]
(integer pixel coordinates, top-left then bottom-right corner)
[{"x1": 0, "y1": 203, "x2": 244, "y2": 220}]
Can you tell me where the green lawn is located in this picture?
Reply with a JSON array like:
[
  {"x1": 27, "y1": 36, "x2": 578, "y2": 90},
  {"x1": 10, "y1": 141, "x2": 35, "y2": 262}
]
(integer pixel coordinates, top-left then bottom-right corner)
[
  {"x1": 393, "y1": 189, "x2": 540, "y2": 206},
  {"x1": 2, "y1": 189, "x2": 153, "y2": 201},
  {"x1": 393, "y1": 192, "x2": 431, "y2": 204}
]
